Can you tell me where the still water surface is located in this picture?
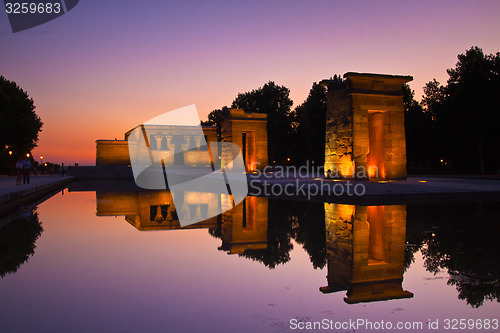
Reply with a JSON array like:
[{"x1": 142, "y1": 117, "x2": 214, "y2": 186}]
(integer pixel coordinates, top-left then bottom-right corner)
[{"x1": 0, "y1": 186, "x2": 499, "y2": 332}]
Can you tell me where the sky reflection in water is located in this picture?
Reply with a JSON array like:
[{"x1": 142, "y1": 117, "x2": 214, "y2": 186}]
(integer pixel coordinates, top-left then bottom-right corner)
[{"x1": 0, "y1": 188, "x2": 499, "y2": 333}]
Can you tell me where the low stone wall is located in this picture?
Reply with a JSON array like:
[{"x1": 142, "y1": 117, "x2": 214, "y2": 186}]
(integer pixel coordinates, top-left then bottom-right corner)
[
  {"x1": 0, "y1": 176, "x2": 74, "y2": 216},
  {"x1": 66, "y1": 165, "x2": 134, "y2": 179}
]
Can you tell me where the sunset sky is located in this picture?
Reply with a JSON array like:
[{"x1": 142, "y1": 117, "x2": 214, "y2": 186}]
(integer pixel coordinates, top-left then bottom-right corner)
[{"x1": 1, "y1": 0, "x2": 500, "y2": 165}]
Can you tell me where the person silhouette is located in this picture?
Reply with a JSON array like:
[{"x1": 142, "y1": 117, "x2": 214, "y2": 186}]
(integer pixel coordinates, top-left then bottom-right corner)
[
  {"x1": 21, "y1": 157, "x2": 31, "y2": 184},
  {"x1": 16, "y1": 159, "x2": 22, "y2": 185}
]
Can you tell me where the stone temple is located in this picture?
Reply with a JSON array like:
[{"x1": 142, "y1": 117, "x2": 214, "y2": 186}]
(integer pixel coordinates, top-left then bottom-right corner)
[
  {"x1": 95, "y1": 108, "x2": 268, "y2": 171},
  {"x1": 95, "y1": 72, "x2": 411, "y2": 180},
  {"x1": 321, "y1": 73, "x2": 412, "y2": 180}
]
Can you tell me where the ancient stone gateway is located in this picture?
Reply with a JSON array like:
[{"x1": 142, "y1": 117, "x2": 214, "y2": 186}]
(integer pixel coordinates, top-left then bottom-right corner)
[
  {"x1": 321, "y1": 73, "x2": 412, "y2": 180},
  {"x1": 221, "y1": 108, "x2": 268, "y2": 171}
]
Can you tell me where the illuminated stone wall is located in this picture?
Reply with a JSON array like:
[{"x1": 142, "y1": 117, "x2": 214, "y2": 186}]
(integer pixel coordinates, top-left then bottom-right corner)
[
  {"x1": 321, "y1": 204, "x2": 413, "y2": 304},
  {"x1": 95, "y1": 140, "x2": 131, "y2": 166},
  {"x1": 96, "y1": 126, "x2": 218, "y2": 166},
  {"x1": 221, "y1": 108, "x2": 268, "y2": 171},
  {"x1": 322, "y1": 73, "x2": 412, "y2": 180}
]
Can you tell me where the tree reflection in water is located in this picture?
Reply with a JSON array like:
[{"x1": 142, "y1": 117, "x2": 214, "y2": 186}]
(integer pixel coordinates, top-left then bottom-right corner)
[
  {"x1": 93, "y1": 187, "x2": 500, "y2": 307},
  {"x1": 406, "y1": 203, "x2": 500, "y2": 308},
  {"x1": 0, "y1": 210, "x2": 43, "y2": 278},
  {"x1": 210, "y1": 199, "x2": 326, "y2": 269},
  {"x1": 210, "y1": 199, "x2": 500, "y2": 307}
]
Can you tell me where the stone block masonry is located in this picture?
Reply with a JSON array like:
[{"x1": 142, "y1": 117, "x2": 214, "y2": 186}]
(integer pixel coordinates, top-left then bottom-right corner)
[
  {"x1": 221, "y1": 108, "x2": 268, "y2": 171},
  {"x1": 95, "y1": 109, "x2": 268, "y2": 172},
  {"x1": 321, "y1": 73, "x2": 412, "y2": 180}
]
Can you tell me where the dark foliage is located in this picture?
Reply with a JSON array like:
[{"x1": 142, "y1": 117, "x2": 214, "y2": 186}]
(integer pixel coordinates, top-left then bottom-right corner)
[
  {"x1": 0, "y1": 76, "x2": 43, "y2": 155},
  {"x1": 420, "y1": 47, "x2": 500, "y2": 173},
  {"x1": 291, "y1": 81, "x2": 328, "y2": 166},
  {"x1": 0, "y1": 211, "x2": 43, "y2": 278},
  {"x1": 406, "y1": 203, "x2": 500, "y2": 308},
  {"x1": 232, "y1": 81, "x2": 294, "y2": 164}
]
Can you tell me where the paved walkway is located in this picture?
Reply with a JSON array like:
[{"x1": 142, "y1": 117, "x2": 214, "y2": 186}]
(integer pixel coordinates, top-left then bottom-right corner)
[
  {"x1": 3, "y1": 172, "x2": 498, "y2": 206},
  {"x1": 248, "y1": 175, "x2": 500, "y2": 194},
  {"x1": 247, "y1": 175, "x2": 500, "y2": 204},
  {"x1": 0, "y1": 175, "x2": 70, "y2": 194},
  {"x1": 0, "y1": 175, "x2": 74, "y2": 208}
]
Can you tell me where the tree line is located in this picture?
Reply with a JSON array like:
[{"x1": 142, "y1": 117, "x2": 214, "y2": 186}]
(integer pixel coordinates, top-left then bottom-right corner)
[
  {"x1": 406, "y1": 46, "x2": 500, "y2": 174},
  {"x1": 204, "y1": 46, "x2": 500, "y2": 174},
  {"x1": 209, "y1": 198, "x2": 500, "y2": 308}
]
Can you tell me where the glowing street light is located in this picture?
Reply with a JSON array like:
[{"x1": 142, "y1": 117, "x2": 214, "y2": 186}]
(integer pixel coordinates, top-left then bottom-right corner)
[
  {"x1": 40, "y1": 155, "x2": 44, "y2": 162},
  {"x1": 8, "y1": 151, "x2": 12, "y2": 155},
  {"x1": 26, "y1": 153, "x2": 30, "y2": 158}
]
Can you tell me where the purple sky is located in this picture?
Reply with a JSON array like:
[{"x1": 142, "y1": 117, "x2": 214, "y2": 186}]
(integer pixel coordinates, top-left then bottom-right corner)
[{"x1": 1, "y1": 0, "x2": 500, "y2": 164}]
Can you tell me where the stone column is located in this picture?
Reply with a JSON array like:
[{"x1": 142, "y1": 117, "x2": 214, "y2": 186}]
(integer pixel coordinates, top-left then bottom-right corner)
[{"x1": 154, "y1": 135, "x2": 163, "y2": 150}]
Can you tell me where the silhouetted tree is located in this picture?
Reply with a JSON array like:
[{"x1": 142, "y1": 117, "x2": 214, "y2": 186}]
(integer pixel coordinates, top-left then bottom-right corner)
[
  {"x1": 232, "y1": 81, "x2": 294, "y2": 164},
  {"x1": 291, "y1": 75, "x2": 344, "y2": 167},
  {"x1": 403, "y1": 83, "x2": 439, "y2": 173},
  {"x1": 446, "y1": 47, "x2": 500, "y2": 173},
  {"x1": 292, "y1": 83, "x2": 328, "y2": 166},
  {"x1": 0, "y1": 76, "x2": 43, "y2": 156},
  {"x1": 421, "y1": 79, "x2": 448, "y2": 122},
  {"x1": 201, "y1": 107, "x2": 227, "y2": 141},
  {"x1": 421, "y1": 47, "x2": 500, "y2": 173}
]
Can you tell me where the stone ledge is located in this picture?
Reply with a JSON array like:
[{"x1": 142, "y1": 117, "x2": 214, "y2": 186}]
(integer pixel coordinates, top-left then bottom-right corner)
[{"x1": 0, "y1": 177, "x2": 74, "y2": 216}]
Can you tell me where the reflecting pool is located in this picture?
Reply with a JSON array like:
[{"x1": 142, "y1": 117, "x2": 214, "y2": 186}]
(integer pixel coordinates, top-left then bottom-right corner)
[{"x1": 0, "y1": 185, "x2": 499, "y2": 332}]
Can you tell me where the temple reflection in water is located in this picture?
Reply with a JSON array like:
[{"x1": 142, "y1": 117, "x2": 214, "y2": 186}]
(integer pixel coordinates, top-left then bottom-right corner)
[
  {"x1": 3, "y1": 183, "x2": 497, "y2": 312},
  {"x1": 218, "y1": 196, "x2": 268, "y2": 254},
  {"x1": 96, "y1": 191, "x2": 219, "y2": 230},
  {"x1": 95, "y1": 190, "x2": 412, "y2": 304},
  {"x1": 97, "y1": 189, "x2": 270, "y2": 254},
  {"x1": 320, "y1": 203, "x2": 413, "y2": 304}
]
